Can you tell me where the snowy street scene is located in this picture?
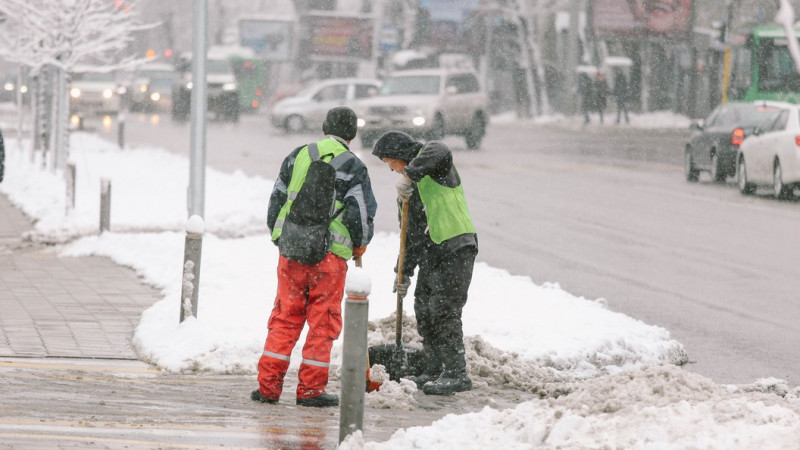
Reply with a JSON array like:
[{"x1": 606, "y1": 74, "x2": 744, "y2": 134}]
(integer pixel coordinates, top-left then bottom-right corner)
[{"x1": 1, "y1": 0, "x2": 800, "y2": 448}]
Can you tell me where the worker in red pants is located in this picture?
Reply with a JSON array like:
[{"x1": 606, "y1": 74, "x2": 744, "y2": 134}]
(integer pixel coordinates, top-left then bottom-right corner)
[{"x1": 252, "y1": 107, "x2": 377, "y2": 407}]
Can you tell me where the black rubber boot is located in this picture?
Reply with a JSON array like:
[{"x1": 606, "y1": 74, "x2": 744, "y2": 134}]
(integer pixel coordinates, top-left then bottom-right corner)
[
  {"x1": 422, "y1": 343, "x2": 472, "y2": 396},
  {"x1": 406, "y1": 344, "x2": 442, "y2": 388},
  {"x1": 250, "y1": 389, "x2": 279, "y2": 404},
  {"x1": 296, "y1": 392, "x2": 339, "y2": 407}
]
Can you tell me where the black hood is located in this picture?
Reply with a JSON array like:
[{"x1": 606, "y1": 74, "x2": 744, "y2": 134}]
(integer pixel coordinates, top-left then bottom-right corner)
[{"x1": 371, "y1": 131, "x2": 423, "y2": 162}]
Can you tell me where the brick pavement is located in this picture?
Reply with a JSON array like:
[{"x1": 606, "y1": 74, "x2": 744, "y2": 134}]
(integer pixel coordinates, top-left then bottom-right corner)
[{"x1": 0, "y1": 192, "x2": 161, "y2": 359}]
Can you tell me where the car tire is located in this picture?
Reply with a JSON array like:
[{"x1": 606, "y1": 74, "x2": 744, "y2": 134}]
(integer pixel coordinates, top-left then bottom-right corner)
[
  {"x1": 710, "y1": 153, "x2": 725, "y2": 182},
  {"x1": 427, "y1": 114, "x2": 445, "y2": 141},
  {"x1": 738, "y1": 157, "x2": 755, "y2": 195},
  {"x1": 773, "y1": 159, "x2": 792, "y2": 199},
  {"x1": 465, "y1": 113, "x2": 486, "y2": 150},
  {"x1": 684, "y1": 148, "x2": 699, "y2": 182},
  {"x1": 285, "y1": 115, "x2": 305, "y2": 134}
]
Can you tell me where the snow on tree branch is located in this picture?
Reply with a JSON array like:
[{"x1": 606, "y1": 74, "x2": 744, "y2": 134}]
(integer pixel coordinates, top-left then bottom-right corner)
[{"x1": 0, "y1": 0, "x2": 157, "y2": 73}]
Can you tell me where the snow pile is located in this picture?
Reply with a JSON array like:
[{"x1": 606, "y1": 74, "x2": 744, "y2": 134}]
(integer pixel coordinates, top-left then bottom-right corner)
[
  {"x1": 2, "y1": 133, "x2": 270, "y2": 242},
  {"x1": 341, "y1": 365, "x2": 800, "y2": 449}
]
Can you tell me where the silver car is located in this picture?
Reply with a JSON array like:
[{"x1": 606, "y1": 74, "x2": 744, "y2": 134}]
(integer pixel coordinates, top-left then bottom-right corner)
[
  {"x1": 356, "y1": 69, "x2": 490, "y2": 149},
  {"x1": 69, "y1": 68, "x2": 125, "y2": 116},
  {"x1": 270, "y1": 78, "x2": 381, "y2": 133}
]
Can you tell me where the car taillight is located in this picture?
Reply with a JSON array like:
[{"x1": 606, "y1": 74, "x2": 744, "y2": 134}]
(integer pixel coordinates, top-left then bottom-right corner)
[
  {"x1": 731, "y1": 128, "x2": 745, "y2": 146},
  {"x1": 795, "y1": 136, "x2": 800, "y2": 147}
]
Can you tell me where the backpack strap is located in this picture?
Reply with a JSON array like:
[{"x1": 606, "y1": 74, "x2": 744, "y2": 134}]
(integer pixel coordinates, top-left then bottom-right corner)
[{"x1": 307, "y1": 142, "x2": 320, "y2": 161}]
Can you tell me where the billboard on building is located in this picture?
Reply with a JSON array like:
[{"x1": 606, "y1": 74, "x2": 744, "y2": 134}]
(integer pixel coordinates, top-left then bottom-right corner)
[
  {"x1": 239, "y1": 18, "x2": 293, "y2": 61},
  {"x1": 419, "y1": 0, "x2": 479, "y2": 52},
  {"x1": 301, "y1": 14, "x2": 373, "y2": 60},
  {"x1": 593, "y1": 0, "x2": 693, "y2": 37}
]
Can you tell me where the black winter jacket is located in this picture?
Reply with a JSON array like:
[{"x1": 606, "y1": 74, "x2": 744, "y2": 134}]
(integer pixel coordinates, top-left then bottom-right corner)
[
  {"x1": 267, "y1": 136, "x2": 377, "y2": 248},
  {"x1": 400, "y1": 141, "x2": 478, "y2": 277}
]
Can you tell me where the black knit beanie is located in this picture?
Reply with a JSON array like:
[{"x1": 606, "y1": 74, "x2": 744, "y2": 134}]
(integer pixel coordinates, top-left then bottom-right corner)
[
  {"x1": 322, "y1": 106, "x2": 358, "y2": 141},
  {"x1": 372, "y1": 131, "x2": 422, "y2": 162}
]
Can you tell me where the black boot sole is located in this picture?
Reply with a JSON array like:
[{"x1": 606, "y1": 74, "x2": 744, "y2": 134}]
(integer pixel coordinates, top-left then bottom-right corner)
[{"x1": 251, "y1": 390, "x2": 279, "y2": 404}]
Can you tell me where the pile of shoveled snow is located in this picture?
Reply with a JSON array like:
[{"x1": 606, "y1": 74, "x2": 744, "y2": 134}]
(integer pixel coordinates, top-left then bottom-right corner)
[{"x1": 342, "y1": 365, "x2": 800, "y2": 449}]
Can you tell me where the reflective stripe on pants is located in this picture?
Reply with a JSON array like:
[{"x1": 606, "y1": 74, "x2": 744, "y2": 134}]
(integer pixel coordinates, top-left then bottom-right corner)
[{"x1": 257, "y1": 253, "x2": 346, "y2": 400}]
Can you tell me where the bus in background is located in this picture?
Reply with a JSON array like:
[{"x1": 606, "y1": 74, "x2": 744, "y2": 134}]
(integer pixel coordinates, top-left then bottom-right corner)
[
  {"x1": 229, "y1": 56, "x2": 267, "y2": 113},
  {"x1": 728, "y1": 25, "x2": 800, "y2": 104},
  {"x1": 207, "y1": 46, "x2": 268, "y2": 114}
]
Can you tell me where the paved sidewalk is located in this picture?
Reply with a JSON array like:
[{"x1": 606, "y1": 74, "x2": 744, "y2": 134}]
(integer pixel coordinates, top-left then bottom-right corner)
[{"x1": 0, "y1": 192, "x2": 161, "y2": 359}]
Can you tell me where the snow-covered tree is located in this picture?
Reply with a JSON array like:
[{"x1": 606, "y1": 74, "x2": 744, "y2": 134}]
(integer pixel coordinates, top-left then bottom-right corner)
[
  {"x1": 0, "y1": 0, "x2": 153, "y2": 174},
  {"x1": 0, "y1": 0, "x2": 152, "y2": 73}
]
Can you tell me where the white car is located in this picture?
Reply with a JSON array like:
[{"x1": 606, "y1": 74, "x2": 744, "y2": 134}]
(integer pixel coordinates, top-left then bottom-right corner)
[
  {"x1": 270, "y1": 78, "x2": 381, "y2": 133},
  {"x1": 69, "y1": 67, "x2": 125, "y2": 116},
  {"x1": 737, "y1": 101, "x2": 800, "y2": 198},
  {"x1": 356, "y1": 68, "x2": 489, "y2": 149}
]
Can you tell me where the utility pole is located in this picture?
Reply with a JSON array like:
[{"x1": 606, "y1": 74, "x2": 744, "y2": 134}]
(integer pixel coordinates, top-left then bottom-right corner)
[{"x1": 189, "y1": 0, "x2": 208, "y2": 218}]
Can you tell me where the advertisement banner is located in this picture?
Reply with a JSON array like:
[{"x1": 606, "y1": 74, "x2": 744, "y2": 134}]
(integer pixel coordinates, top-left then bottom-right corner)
[
  {"x1": 593, "y1": 0, "x2": 692, "y2": 37},
  {"x1": 302, "y1": 15, "x2": 373, "y2": 60},
  {"x1": 239, "y1": 19, "x2": 293, "y2": 61}
]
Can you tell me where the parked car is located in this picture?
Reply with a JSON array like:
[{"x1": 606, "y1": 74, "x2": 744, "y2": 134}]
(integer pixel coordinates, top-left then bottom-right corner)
[
  {"x1": 270, "y1": 78, "x2": 381, "y2": 133},
  {"x1": 0, "y1": 72, "x2": 29, "y2": 104},
  {"x1": 129, "y1": 63, "x2": 175, "y2": 112},
  {"x1": 172, "y1": 55, "x2": 240, "y2": 123},
  {"x1": 356, "y1": 68, "x2": 489, "y2": 149},
  {"x1": 736, "y1": 102, "x2": 800, "y2": 198},
  {"x1": 685, "y1": 101, "x2": 783, "y2": 183},
  {"x1": 69, "y1": 68, "x2": 126, "y2": 116}
]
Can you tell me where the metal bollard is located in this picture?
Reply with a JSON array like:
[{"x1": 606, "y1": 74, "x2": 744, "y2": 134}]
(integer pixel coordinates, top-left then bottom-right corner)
[
  {"x1": 179, "y1": 215, "x2": 204, "y2": 323},
  {"x1": 117, "y1": 114, "x2": 125, "y2": 149},
  {"x1": 66, "y1": 162, "x2": 76, "y2": 214},
  {"x1": 339, "y1": 264, "x2": 371, "y2": 444},
  {"x1": 99, "y1": 178, "x2": 111, "y2": 232}
]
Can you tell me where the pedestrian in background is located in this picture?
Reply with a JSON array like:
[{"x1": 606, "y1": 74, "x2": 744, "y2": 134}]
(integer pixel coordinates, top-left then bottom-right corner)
[
  {"x1": 372, "y1": 131, "x2": 478, "y2": 396},
  {"x1": 0, "y1": 128, "x2": 5, "y2": 183},
  {"x1": 578, "y1": 72, "x2": 593, "y2": 125},
  {"x1": 594, "y1": 71, "x2": 609, "y2": 125},
  {"x1": 252, "y1": 106, "x2": 377, "y2": 408},
  {"x1": 612, "y1": 68, "x2": 631, "y2": 124}
]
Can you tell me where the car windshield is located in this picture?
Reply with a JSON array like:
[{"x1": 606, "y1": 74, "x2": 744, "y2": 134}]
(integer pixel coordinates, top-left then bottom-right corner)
[
  {"x1": 149, "y1": 78, "x2": 173, "y2": 89},
  {"x1": 736, "y1": 105, "x2": 782, "y2": 127},
  {"x1": 72, "y1": 72, "x2": 114, "y2": 82},
  {"x1": 207, "y1": 60, "x2": 232, "y2": 74},
  {"x1": 379, "y1": 75, "x2": 440, "y2": 95}
]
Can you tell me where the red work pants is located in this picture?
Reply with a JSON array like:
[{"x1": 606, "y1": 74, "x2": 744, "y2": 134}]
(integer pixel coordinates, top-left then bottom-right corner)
[{"x1": 257, "y1": 253, "x2": 347, "y2": 400}]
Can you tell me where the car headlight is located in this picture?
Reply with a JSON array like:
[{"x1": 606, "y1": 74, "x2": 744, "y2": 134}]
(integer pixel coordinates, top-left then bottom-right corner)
[
  {"x1": 102, "y1": 88, "x2": 113, "y2": 99},
  {"x1": 412, "y1": 116, "x2": 426, "y2": 126},
  {"x1": 357, "y1": 118, "x2": 365, "y2": 127},
  {"x1": 117, "y1": 86, "x2": 127, "y2": 95},
  {"x1": 186, "y1": 81, "x2": 193, "y2": 90},
  {"x1": 20, "y1": 85, "x2": 27, "y2": 93},
  {"x1": 70, "y1": 87, "x2": 81, "y2": 98},
  {"x1": 222, "y1": 82, "x2": 237, "y2": 91},
  {"x1": 150, "y1": 92, "x2": 160, "y2": 101},
  {"x1": 3, "y1": 82, "x2": 13, "y2": 91},
  {"x1": 139, "y1": 84, "x2": 148, "y2": 93}
]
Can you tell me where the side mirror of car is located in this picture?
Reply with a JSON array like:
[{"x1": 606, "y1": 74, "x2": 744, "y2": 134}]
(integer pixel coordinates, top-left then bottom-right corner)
[
  {"x1": 446, "y1": 85, "x2": 458, "y2": 95},
  {"x1": 690, "y1": 120, "x2": 704, "y2": 131},
  {"x1": 752, "y1": 127, "x2": 761, "y2": 136}
]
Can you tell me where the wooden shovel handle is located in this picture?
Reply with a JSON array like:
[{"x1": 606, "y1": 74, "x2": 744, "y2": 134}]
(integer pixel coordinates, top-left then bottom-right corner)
[{"x1": 395, "y1": 199, "x2": 410, "y2": 348}]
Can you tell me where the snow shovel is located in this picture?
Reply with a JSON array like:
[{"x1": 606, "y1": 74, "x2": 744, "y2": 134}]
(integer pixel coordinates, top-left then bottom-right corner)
[
  {"x1": 355, "y1": 255, "x2": 383, "y2": 393},
  {"x1": 369, "y1": 199, "x2": 424, "y2": 381}
]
